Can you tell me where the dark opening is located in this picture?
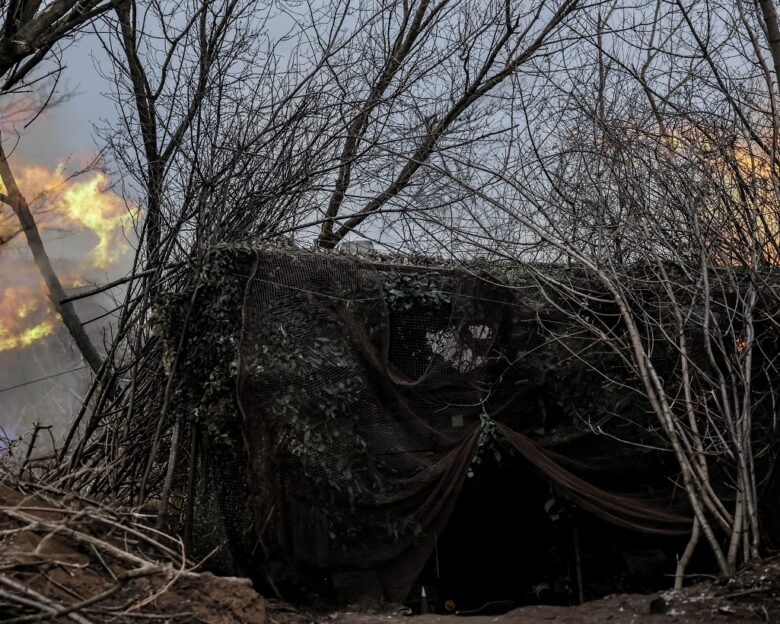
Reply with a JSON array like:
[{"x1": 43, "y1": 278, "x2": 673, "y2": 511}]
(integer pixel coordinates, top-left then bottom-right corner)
[{"x1": 410, "y1": 449, "x2": 692, "y2": 615}]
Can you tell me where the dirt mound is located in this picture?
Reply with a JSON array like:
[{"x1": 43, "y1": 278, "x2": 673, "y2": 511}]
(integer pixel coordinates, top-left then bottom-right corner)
[
  {"x1": 649, "y1": 555, "x2": 780, "y2": 622},
  {"x1": 0, "y1": 482, "x2": 267, "y2": 623},
  {"x1": 268, "y1": 557, "x2": 780, "y2": 624},
  {"x1": 2, "y1": 477, "x2": 778, "y2": 623}
]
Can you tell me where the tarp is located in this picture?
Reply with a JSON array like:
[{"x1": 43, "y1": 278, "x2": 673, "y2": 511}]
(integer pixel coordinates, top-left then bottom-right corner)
[{"x1": 236, "y1": 249, "x2": 691, "y2": 601}]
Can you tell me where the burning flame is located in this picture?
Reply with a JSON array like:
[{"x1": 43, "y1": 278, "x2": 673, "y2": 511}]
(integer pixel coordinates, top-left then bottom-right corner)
[
  {"x1": 0, "y1": 161, "x2": 132, "y2": 352},
  {"x1": 0, "y1": 283, "x2": 55, "y2": 351},
  {"x1": 3, "y1": 164, "x2": 131, "y2": 268},
  {"x1": 61, "y1": 174, "x2": 130, "y2": 268},
  {"x1": 641, "y1": 124, "x2": 780, "y2": 265}
]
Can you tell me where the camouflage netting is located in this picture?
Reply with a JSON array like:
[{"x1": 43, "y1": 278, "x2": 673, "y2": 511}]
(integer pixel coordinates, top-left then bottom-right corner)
[{"x1": 229, "y1": 248, "x2": 692, "y2": 601}]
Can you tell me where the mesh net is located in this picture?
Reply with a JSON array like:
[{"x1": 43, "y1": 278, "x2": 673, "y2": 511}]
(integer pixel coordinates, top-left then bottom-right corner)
[{"x1": 235, "y1": 249, "x2": 690, "y2": 601}]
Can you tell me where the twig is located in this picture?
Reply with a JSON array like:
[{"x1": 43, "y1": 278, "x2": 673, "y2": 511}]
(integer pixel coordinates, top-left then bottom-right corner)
[
  {"x1": 0, "y1": 576, "x2": 93, "y2": 624},
  {"x1": 721, "y1": 586, "x2": 772, "y2": 600},
  {"x1": 17, "y1": 425, "x2": 49, "y2": 480},
  {"x1": 0, "y1": 507, "x2": 164, "y2": 570},
  {"x1": 91, "y1": 544, "x2": 118, "y2": 582},
  {"x1": 59, "y1": 266, "x2": 180, "y2": 306},
  {"x1": 2, "y1": 565, "x2": 168, "y2": 624}
]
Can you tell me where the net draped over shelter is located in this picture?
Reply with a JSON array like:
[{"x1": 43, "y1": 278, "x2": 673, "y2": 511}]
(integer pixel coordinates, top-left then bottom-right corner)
[{"x1": 234, "y1": 249, "x2": 691, "y2": 601}]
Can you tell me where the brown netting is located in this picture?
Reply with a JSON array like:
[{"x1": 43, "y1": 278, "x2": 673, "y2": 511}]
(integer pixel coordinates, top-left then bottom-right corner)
[{"x1": 235, "y1": 249, "x2": 690, "y2": 601}]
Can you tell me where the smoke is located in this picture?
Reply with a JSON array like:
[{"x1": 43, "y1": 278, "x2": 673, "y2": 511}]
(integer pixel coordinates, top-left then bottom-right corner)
[
  {"x1": 0, "y1": 31, "x2": 135, "y2": 457},
  {"x1": 0, "y1": 158, "x2": 135, "y2": 455}
]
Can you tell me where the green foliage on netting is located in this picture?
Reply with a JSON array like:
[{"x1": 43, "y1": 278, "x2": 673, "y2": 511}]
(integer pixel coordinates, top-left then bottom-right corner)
[
  {"x1": 149, "y1": 247, "x2": 661, "y2": 457},
  {"x1": 384, "y1": 271, "x2": 452, "y2": 311},
  {"x1": 150, "y1": 245, "x2": 255, "y2": 443}
]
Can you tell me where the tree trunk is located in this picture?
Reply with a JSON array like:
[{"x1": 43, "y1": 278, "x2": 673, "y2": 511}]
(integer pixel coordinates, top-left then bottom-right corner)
[
  {"x1": 758, "y1": 0, "x2": 780, "y2": 94},
  {"x1": 0, "y1": 144, "x2": 103, "y2": 373}
]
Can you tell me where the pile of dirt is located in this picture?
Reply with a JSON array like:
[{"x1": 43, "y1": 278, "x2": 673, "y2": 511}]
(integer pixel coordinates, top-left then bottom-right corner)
[
  {"x1": 648, "y1": 555, "x2": 780, "y2": 622},
  {"x1": 268, "y1": 557, "x2": 780, "y2": 624},
  {"x1": 2, "y1": 477, "x2": 778, "y2": 623},
  {"x1": 0, "y1": 482, "x2": 266, "y2": 623}
]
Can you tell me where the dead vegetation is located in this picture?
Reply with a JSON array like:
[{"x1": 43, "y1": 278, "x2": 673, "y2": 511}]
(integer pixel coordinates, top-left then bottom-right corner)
[
  {"x1": 1, "y1": 357, "x2": 778, "y2": 622},
  {"x1": 3, "y1": 0, "x2": 780, "y2": 621},
  {"x1": 0, "y1": 470, "x2": 266, "y2": 623}
]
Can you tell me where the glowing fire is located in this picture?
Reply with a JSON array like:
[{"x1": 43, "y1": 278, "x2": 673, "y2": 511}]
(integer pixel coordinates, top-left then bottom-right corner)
[
  {"x1": 4, "y1": 164, "x2": 131, "y2": 268},
  {"x1": 0, "y1": 161, "x2": 132, "y2": 352},
  {"x1": 0, "y1": 283, "x2": 55, "y2": 351},
  {"x1": 642, "y1": 124, "x2": 780, "y2": 265}
]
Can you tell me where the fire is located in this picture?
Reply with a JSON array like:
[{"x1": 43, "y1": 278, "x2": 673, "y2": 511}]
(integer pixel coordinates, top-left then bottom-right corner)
[
  {"x1": 641, "y1": 124, "x2": 780, "y2": 265},
  {"x1": 3, "y1": 163, "x2": 131, "y2": 268},
  {"x1": 60, "y1": 174, "x2": 129, "y2": 268},
  {"x1": 0, "y1": 160, "x2": 132, "y2": 352},
  {"x1": 0, "y1": 283, "x2": 55, "y2": 352}
]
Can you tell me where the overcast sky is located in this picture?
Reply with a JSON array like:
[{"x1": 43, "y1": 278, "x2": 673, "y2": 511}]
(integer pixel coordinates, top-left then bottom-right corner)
[
  {"x1": 0, "y1": 32, "x2": 124, "y2": 446},
  {"x1": 15, "y1": 33, "x2": 114, "y2": 167}
]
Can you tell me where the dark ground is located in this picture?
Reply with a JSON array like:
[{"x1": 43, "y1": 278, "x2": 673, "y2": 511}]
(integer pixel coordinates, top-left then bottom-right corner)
[
  {"x1": 1, "y1": 481, "x2": 778, "y2": 623},
  {"x1": 267, "y1": 555, "x2": 780, "y2": 624}
]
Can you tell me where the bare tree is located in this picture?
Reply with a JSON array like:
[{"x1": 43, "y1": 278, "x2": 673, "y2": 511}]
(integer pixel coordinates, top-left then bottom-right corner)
[
  {"x1": 0, "y1": 1, "x2": 121, "y2": 367},
  {"x1": 400, "y1": 0, "x2": 780, "y2": 584},
  {"x1": 63, "y1": 0, "x2": 589, "y2": 521},
  {"x1": 0, "y1": 0, "x2": 119, "y2": 92},
  {"x1": 314, "y1": 0, "x2": 582, "y2": 248},
  {"x1": 61, "y1": 0, "x2": 779, "y2": 592}
]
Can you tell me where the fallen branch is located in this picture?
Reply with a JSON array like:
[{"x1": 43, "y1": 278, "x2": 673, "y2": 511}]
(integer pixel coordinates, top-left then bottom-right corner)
[{"x1": 1, "y1": 565, "x2": 168, "y2": 624}]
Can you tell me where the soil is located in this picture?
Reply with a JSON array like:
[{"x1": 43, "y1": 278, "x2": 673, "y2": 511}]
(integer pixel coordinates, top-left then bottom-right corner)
[
  {"x1": 1, "y1": 481, "x2": 778, "y2": 623},
  {"x1": 0, "y1": 483, "x2": 266, "y2": 623},
  {"x1": 267, "y1": 556, "x2": 780, "y2": 624}
]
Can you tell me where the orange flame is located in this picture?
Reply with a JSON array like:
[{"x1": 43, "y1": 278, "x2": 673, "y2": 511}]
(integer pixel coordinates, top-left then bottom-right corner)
[
  {"x1": 0, "y1": 161, "x2": 132, "y2": 352},
  {"x1": 640, "y1": 124, "x2": 780, "y2": 265},
  {"x1": 0, "y1": 283, "x2": 55, "y2": 351},
  {"x1": 3, "y1": 164, "x2": 131, "y2": 268}
]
